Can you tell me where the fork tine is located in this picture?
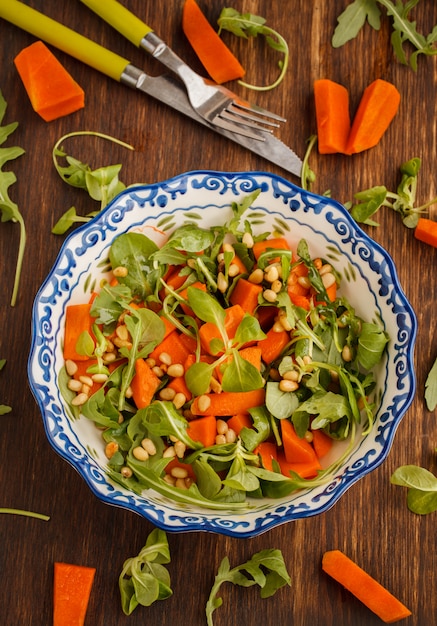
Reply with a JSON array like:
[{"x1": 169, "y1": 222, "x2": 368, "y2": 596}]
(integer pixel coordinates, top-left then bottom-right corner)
[
  {"x1": 211, "y1": 116, "x2": 267, "y2": 141},
  {"x1": 226, "y1": 103, "x2": 280, "y2": 128},
  {"x1": 219, "y1": 109, "x2": 275, "y2": 134},
  {"x1": 233, "y1": 100, "x2": 287, "y2": 123}
]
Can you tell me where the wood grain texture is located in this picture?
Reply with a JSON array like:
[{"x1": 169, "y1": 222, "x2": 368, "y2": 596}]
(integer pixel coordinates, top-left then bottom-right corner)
[{"x1": 0, "y1": 1, "x2": 436, "y2": 625}]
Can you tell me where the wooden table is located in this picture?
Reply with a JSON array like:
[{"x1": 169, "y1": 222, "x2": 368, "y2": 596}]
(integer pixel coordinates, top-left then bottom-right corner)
[{"x1": 1, "y1": 2, "x2": 436, "y2": 625}]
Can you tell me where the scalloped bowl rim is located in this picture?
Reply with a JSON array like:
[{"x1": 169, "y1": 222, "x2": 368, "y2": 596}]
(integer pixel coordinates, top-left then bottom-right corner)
[{"x1": 28, "y1": 170, "x2": 417, "y2": 537}]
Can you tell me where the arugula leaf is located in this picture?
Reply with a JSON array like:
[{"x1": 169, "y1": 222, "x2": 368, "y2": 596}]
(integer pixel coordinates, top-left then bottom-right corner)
[
  {"x1": 51, "y1": 131, "x2": 133, "y2": 234},
  {"x1": 391, "y1": 464, "x2": 437, "y2": 514},
  {"x1": 0, "y1": 90, "x2": 26, "y2": 306},
  {"x1": 332, "y1": 0, "x2": 381, "y2": 47},
  {"x1": 425, "y1": 356, "x2": 437, "y2": 411},
  {"x1": 217, "y1": 8, "x2": 289, "y2": 91},
  {"x1": 109, "y1": 232, "x2": 161, "y2": 300},
  {"x1": 118, "y1": 528, "x2": 172, "y2": 615},
  {"x1": 333, "y1": 0, "x2": 437, "y2": 69},
  {"x1": 205, "y1": 549, "x2": 291, "y2": 626}
]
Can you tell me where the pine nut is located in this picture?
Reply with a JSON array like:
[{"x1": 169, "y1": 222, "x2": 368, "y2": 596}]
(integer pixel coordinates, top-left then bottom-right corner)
[
  {"x1": 173, "y1": 392, "x2": 187, "y2": 409},
  {"x1": 248, "y1": 268, "x2": 264, "y2": 284},
  {"x1": 71, "y1": 392, "x2": 88, "y2": 406},
  {"x1": 197, "y1": 394, "x2": 211, "y2": 412},
  {"x1": 209, "y1": 377, "x2": 222, "y2": 394},
  {"x1": 215, "y1": 434, "x2": 227, "y2": 445},
  {"x1": 79, "y1": 375, "x2": 93, "y2": 387},
  {"x1": 222, "y1": 242, "x2": 235, "y2": 256},
  {"x1": 342, "y1": 344, "x2": 353, "y2": 362},
  {"x1": 321, "y1": 272, "x2": 336, "y2": 289},
  {"x1": 217, "y1": 272, "x2": 228, "y2": 293},
  {"x1": 271, "y1": 279, "x2": 282, "y2": 293},
  {"x1": 152, "y1": 366, "x2": 165, "y2": 377},
  {"x1": 167, "y1": 363, "x2": 184, "y2": 378},
  {"x1": 164, "y1": 473, "x2": 176, "y2": 485},
  {"x1": 67, "y1": 379, "x2": 82, "y2": 392},
  {"x1": 159, "y1": 352, "x2": 172, "y2": 366},
  {"x1": 113, "y1": 337, "x2": 132, "y2": 349},
  {"x1": 228, "y1": 263, "x2": 240, "y2": 277},
  {"x1": 265, "y1": 265, "x2": 279, "y2": 283},
  {"x1": 65, "y1": 359, "x2": 78, "y2": 376},
  {"x1": 141, "y1": 438, "x2": 157, "y2": 455},
  {"x1": 105, "y1": 442, "x2": 119, "y2": 459},
  {"x1": 216, "y1": 419, "x2": 228, "y2": 435},
  {"x1": 103, "y1": 352, "x2": 117, "y2": 363},
  {"x1": 81, "y1": 383, "x2": 92, "y2": 395},
  {"x1": 92, "y1": 373, "x2": 109, "y2": 384},
  {"x1": 163, "y1": 446, "x2": 176, "y2": 458},
  {"x1": 263, "y1": 289, "x2": 277, "y2": 303},
  {"x1": 113, "y1": 265, "x2": 128, "y2": 277},
  {"x1": 319, "y1": 263, "x2": 332, "y2": 276},
  {"x1": 242, "y1": 232, "x2": 254, "y2": 248},
  {"x1": 304, "y1": 430, "x2": 314, "y2": 443},
  {"x1": 174, "y1": 440, "x2": 186, "y2": 458},
  {"x1": 132, "y1": 446, "x2": 149, "y2": 461},
  {"x1": 283, "y1": 369, "x2": 299, "y2": 381},
  {"x1": 272, "y1": 321, "x2": 285, "y2": 333},
  {"x1": 125, "y1": 385, "x2": 133, "y2": 399},
  {"x1": 175, "y1": 477, "x2": 188, "y2": 489},
  {"x1": 171, "y1": 466, "x2": 188, "y2": 479},
  {"x1": 120, "y1": 466, "x2": 133, "y2": 478},
  {"x1": 279, "y1": 379, "x2": 299, "y2": 392},
  {"x1": 226, "y1": 429, "x2": 237, "y2": 443},
  {"x1": 145, "y1": 357, "x2": 156, "y2": 368},
  {"x1": 159, "y1": 387, "x2": 176, "y2": 401},
  {"x1": 116, "y1": 324, "x2": 129, "y2": 341},
  {"x1": 297, "y1": 276, "x2": 311, "y2": 289}
]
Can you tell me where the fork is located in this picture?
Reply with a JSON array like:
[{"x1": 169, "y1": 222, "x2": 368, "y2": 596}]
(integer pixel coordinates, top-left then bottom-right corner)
[{"x1": 79, "y1": 0, "x2": 286, "y2": 141}]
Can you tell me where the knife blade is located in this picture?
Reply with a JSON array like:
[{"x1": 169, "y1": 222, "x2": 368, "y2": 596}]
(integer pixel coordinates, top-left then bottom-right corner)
[{"x1": 0, "y1": 0, "x2": 303, "y2": 177}]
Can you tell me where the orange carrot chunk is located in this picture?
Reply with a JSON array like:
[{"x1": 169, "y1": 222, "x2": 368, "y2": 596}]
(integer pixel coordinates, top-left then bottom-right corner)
[
  {"x1": 277, "y1": 451, "x2": 321, "y2": 479},
  {"x1": 414, "y1": 217, "x2": 437, "y2": 248},
  {"x1": 254, "y1": 441, "x2": 278, "y2": 472},
  {"x1": 311, "y1": 428, "x2": 333, "y2": 460},
  {"x1": 53, "y1": 562, "x2": 96, "y2": 626},
  {"x1": 252, "y1": 237, "x2": 291, "y2": 260},
  {"x1": 199, "y1": 304, "x2": 246, "y2": 355},
  {"x1": 182, "y1": 0, "x2": 245, "y2": 84},
  {"x1": 191, "y1": 388, "x2": 265, "y2": 416},
  {"x1": 322, "y1": 550, "x2": 412, "y2": 623},
  {"x1": 14, "y1": 41, "x2": 84, "y2": 122},
  {"x1": 258, "y1": 328, "x2": 289, "y2": 364},
  {"x1": 345, "y1": 79, "x2": 401, "y2": 154},
  {"x1": 229, "y1": 278, "x2": 263, "y2": 315},
  {"x1": 281, "y1": 419, "x2": 318, "y2": 464},
  {"x1": 63, "y1": 303, "x2": 95, "y2": 362},
  {"x1": 130, "y1": 358, "x2": 161, "y2": 409},
  {"x1": 187, "y1": 414, "x2": 217, "y2": 447},
  {"x1": 227, "y1": 413, "x2": 253, "y2": 435},
  {"x1": 314, "y1": 79, "x2": 351, "y2": 154}
]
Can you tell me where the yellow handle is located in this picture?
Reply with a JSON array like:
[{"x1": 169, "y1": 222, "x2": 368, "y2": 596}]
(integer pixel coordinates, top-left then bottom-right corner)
[
  {"x1": 79, "y1": 0, "x2": 153, "y2": 48},
  {"x1": 0, "y1": 0, "x2": 131, "y2": 81}
]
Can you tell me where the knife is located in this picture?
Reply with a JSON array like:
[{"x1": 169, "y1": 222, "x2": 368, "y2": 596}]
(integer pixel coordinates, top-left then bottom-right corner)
[{"x1": 0, "y1": 0, "x2": 303, "y2": 177}]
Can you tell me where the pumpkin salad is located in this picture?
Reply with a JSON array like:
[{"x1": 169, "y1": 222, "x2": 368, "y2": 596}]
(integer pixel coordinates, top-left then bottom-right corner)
[{"x1": 59, "y1": 191, "x2": 388, "y2": 510}]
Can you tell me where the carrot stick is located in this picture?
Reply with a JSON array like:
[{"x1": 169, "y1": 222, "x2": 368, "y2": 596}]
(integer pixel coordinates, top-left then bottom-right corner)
[
  {"x1": 14, "y1": 41, "x2": 84, "y2": 122},
  {"x1": 314, "y1": 79, "x2": 351, "y2": 154},
  {"x1": 322, "y1": 550, "x2": 412, "y2": 623},
  {"x1": 191, "y1": 388, "x2": 265, "y2": 416},
  {"x1": 53, "y1": 562, "x2": 96, "y2": 626},
  {"x1": 281, "y1": 419, "x2": 318, "y2": 464},
  {"x1": 229, "y1": 278, "x2": 263, "y2": 315},
  {"x1": 63, "y1": 303, "x2": 95, "y2": 362},
  {"x1": 130, "y1": 358, "x2": 161, "y2": 409},
  {"x1": 346, "y1": 79, "x2": 401, "y2": 154},
  {"x1": 252, "y1": 237, "x2": 291, "y2": 260},
  {"x1": 182, "y1": 0, "x2": 245, "y2": 84},
  {"x1": 414, "y1": 217, "x2": 437, "y2": 248},
  {"x1": 258, "y1": 328, "x2": 289, "y2": 364},
  {"x1": 187, "y1": 414, "x2": 217, "y2": 447}
]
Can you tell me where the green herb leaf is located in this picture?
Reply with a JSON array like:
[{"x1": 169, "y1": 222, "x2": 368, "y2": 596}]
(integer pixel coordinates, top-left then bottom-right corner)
[
  {"x1": 425, "y1": 356, "x2": 437, "y2": 411},
  {"x1": 109, "y1": 232, "x2": 160, "y2": 300},
  {"x1": 332, "y1": 0, "x2": 381, "y2": 48},
  {"x1": 0, "y1": 90, "x2": 26, "y2": 306},
  {"x1": 391, "y1": 465, "x2": 437, "y2": 514},
  {"x1": 205, "y1": 549, "x2": 291, "y2": 626}
]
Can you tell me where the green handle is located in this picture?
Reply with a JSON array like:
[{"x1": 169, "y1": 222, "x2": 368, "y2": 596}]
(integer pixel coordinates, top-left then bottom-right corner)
[
  {"x1": 79, "y1": 0, "x2": 153, "y2": 47},
  {"x1": 0, "y1": 0, "x2": 131, "y2": 82}
]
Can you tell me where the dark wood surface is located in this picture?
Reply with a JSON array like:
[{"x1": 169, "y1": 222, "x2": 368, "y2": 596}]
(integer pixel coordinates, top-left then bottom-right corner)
[{"x1": 1, "y1": 2, "x2": 436, "y2": 625}]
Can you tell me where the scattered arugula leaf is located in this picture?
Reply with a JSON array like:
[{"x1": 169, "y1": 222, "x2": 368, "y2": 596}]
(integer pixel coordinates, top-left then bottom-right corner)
[
  {"x1": 217, "y1": 8, "x2": 289, "y2": 91},
  {"x1": 51, "y1": 131, "x2": 134, "y2": 235},
  {"x1": 391, "y1": 464, "x2": 437, "y2": 514},
  {"x1": 332, "y1": 0, "x2": 437, "y2": 70},
  {"x1": 118, "y1": 528, "x2": 172, "y2": 615},
  {"x1": 346, "y1": 157, "x2": 437, "y2": 227},
  {"x1": 205, "y1": 549, "x2": 291, "y2": 626},
  {"x1": 0, "y1": 508, "x2": 49, "y2": 520},
  {"x1": 0, "y1": 90, "x2": 26, "y2": 306},
  {"x1": 425, "y1": 356, "x2": 437, "y2": 411},
  {"x1": 0, "y1": 358, "x2": 11, "y2": 415}
]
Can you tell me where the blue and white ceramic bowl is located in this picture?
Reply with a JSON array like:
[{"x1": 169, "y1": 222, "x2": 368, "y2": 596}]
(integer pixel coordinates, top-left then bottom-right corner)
[{"x1": 28, "y1": 171, "x2": 417, "y2": 537}]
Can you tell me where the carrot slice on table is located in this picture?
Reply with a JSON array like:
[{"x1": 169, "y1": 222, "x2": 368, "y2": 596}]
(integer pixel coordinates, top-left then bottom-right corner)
[
  {"x1": 322, "y1": 550, "x2": 412, "y2": 623},
  {"x1": 191, "y1": 388, "x2": 265, "y2": 416},
  {"x1": 314, "y1": 79, "x2": 351, "y2": 154},
  {"x1": 414, "y1": 217, "x2": 437, "y2": 248},
  {"x1": 345, "y1": 79, "x2": 401, "y2": 154},
  {"x1": 63, "y1": 303, "x2": 95, "y2": 362},
  {"x1": 53, "y1": 562, "x2": 95, "y2": 626},
  {"x1": 182, "y1": 0, "x2": 245, "y2": 84},
  {"x1": 130, "y1": 358, "x2": 161, "y2": 409},
  {"x1": 14, "y1": 41, "x2": 84, "y2": 122}
]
